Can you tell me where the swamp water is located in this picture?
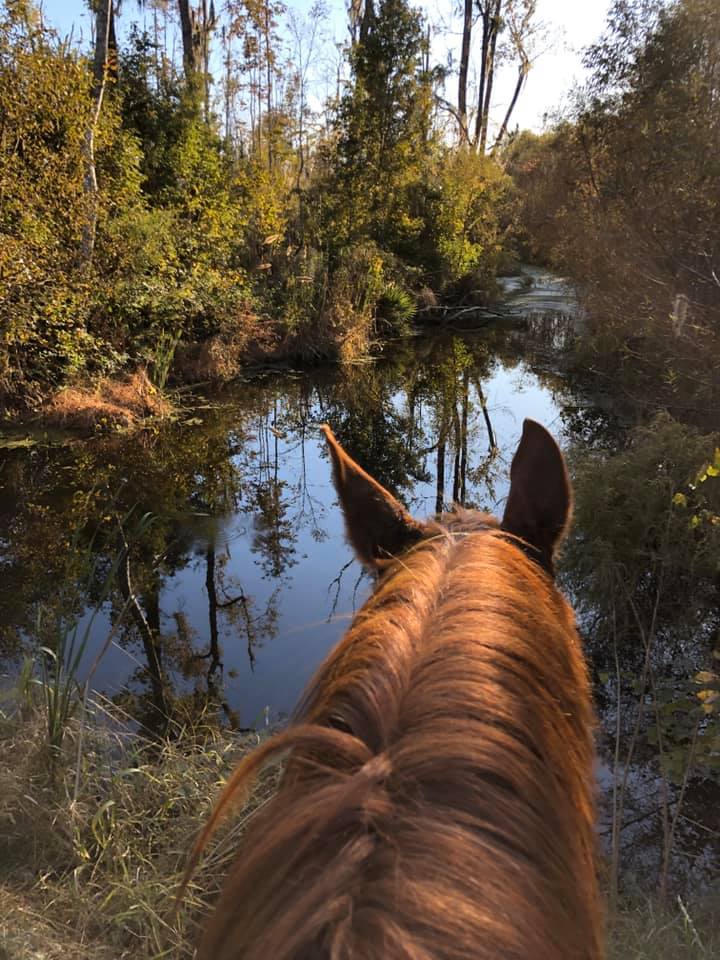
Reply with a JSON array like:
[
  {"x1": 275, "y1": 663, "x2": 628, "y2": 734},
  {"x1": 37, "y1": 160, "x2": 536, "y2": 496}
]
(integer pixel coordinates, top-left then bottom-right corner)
[{"x1": 1, "y1": 269, "x2": 717, "y2": 895}]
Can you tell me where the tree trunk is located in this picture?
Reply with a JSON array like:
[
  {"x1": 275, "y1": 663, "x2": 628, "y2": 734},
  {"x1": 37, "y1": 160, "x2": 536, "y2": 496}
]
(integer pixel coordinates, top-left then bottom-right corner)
[
  {"x1": 178, "y1": 0, "x2": 197, "y2": 76},
  {"x1": 360, "y1": 0, "x2": 374, "y2": 44},
  {"x1": 474, "y1": 0, "x2": 502, "y2": 153},
  {"x1": 79, "y1": 0, "x2": 112, "y2": 266},
  {"x1": 265, "y1": 0, "x2": 272, "y2": 168},
  {"x1": 492, "y1": 55, "x2": 529, "y2": 151},
  {"x1": 203, "y1": 0, "x2": 211, "y2": 122},
  {"x1": 460, "y1": 370, "x2": 469, "y2": 504},
  {"x1": 458, "y1": 0, "x2": 473, "y2": 134}
]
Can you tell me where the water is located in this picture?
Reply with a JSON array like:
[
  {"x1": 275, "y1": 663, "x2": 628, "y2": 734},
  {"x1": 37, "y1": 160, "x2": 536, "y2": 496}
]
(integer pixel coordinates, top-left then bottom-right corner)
[
  {"x1": 1, "y1": 270, "x2": 717, "y2": 892},
  {"x1": 0, "y1": 272, "x2": 582, "y2": 725}
]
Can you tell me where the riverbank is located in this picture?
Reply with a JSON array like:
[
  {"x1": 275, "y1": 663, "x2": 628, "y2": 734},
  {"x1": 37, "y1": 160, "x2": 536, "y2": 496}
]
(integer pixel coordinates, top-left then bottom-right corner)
[
  {"x1": 1, "y1": 278, "x2": 500, "y2": 437},
  {"x1": 0, "y1": 698, "x2": 717, "y2": 960}
]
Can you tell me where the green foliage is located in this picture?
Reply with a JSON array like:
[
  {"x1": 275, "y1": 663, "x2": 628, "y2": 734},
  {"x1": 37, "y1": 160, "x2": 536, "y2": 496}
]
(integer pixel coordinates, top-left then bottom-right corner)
[
  {"x1": 33, "y1": 505, "x2": 147, "y2": 757},
  {"x1": 564, "y1": 414, "x2": 720, "y2": 784},
  {"x1": 321, "y1": 0, "x2": 432, "y2": 258},
  {"x1": 375, "y1": 282, "x2": 416, "y2": 335},
  {"x1": 564, "y1": 413, "x2": 720, "y2": 643},
  {"x1": 420, "y1": 148, "x2": 511, "y2": 288},
  {"x1": 0, "y1": 0, "x2": 514, "y2": 408},
  {"x1": 0, "y1": 8, "x2": 90, "y2": 391},
  {"x1": 673, "y1": 447, "x2": 720, "y2": 532}
]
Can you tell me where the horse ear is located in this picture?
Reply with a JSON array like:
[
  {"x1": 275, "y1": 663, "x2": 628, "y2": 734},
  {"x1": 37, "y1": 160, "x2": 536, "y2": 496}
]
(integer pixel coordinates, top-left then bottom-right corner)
[
  {"x1": 501, "y1": 419, "x2": 572, "y2": 575},
  {"x1": 321, "y1": 424, "x2": 424, "y2": 569}
]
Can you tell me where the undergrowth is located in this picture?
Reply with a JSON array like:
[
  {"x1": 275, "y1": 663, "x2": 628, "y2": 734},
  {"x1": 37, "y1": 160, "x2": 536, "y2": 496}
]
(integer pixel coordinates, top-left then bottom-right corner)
[
  {"x1": 608, "y1": 895, "x2": 720, "y2": 959},
  {"x1": 0, "y1": 692, "x2": 717, "y2": 958},
  {"x1": 0, "y1": 697, "x2": 280, "y2": 959}
]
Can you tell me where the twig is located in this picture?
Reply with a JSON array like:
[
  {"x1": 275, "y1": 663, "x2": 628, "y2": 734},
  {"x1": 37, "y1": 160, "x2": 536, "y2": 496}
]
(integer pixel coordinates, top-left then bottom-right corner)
[{"x1": 660, "y1": 719, "x2": 701, "y2": 901}]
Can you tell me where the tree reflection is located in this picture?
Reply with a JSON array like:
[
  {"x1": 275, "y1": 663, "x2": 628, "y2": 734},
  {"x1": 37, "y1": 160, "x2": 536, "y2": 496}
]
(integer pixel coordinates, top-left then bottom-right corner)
[{"x1": 1, "y1": 318, "x2": 587, "y2": 730}]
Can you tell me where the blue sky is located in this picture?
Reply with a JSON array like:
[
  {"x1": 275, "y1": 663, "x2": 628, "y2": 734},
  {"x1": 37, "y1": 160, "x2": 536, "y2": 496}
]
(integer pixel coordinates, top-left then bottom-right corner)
[{"x1": 37, "y1": 0, "x2": 611, "y2": 132}]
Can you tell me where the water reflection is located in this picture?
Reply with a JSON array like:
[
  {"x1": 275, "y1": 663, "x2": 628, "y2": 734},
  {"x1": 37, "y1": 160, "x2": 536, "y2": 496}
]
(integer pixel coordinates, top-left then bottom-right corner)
[
  {"x1": 1, "y1": 272, "x2": 717, "y2": 894},
  {"x1": 0, "y1": 326, "x2": 575, "y2": 730}
]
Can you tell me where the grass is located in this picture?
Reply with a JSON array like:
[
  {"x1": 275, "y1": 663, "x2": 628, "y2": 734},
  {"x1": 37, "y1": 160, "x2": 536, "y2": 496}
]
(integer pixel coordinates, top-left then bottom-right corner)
[
  {"x1": 42, "y1": 370, "x2": 172, "y2": 433},
  {"x1": 0, "y1": 696, "x2": 280, "y2": 959},
  {"x1": 608, "y1": 894, "x2": 720, "y2": 959},
  {"x1": 0, "y1": 694, "x2": 717, "y2": 959}
]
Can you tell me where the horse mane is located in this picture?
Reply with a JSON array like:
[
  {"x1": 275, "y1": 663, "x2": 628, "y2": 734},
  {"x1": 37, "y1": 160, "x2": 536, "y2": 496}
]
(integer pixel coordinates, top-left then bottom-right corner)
[{"x1": 190, "y1": 518, "x2": 602, "y2": 960}]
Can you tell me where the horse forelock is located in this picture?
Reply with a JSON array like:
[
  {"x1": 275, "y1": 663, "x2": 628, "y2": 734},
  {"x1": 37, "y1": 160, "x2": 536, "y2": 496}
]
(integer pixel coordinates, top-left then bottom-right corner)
[{"x1": 198, "y1": 519, "x2": 602, "y2": 960}]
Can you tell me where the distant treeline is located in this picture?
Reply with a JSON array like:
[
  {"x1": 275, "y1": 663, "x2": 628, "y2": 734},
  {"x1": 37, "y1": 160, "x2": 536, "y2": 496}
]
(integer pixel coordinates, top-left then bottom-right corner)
[{"x1": 1, "y1": 0, "x2": 717, "y2": 414}]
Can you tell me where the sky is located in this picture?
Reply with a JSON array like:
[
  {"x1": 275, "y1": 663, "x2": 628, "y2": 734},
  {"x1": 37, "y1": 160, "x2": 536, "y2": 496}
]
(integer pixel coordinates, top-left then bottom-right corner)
[{"x1": 37, "y1": 0, "x2": 612, "y2": 134}]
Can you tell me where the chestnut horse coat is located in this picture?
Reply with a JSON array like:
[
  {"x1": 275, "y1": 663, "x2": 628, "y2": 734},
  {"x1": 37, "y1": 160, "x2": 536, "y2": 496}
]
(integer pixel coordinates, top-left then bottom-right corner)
[{"x1": 189, "y1": 420, "x2": 602, "y2": 960}]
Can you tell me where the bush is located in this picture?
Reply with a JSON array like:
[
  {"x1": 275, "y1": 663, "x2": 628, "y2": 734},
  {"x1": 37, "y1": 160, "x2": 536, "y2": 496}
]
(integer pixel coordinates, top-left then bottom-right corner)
[{"x1": 417, "y1": 148, "x2": 511, "y2": 291}]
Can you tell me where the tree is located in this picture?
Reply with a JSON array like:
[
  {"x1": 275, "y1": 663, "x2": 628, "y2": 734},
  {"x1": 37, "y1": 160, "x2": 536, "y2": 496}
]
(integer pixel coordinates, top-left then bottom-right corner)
[
  {"x1": 451, "y1": 0, "x2": 540, "y2": 153},
  {"x1": 178, "y1": 0, "x2": 218, "y2": 118},
  {"x1": 491, "y1": 0, "x2": 539, "y2": 151},
  {"x1": 80, "y1": 0, "x2": 114, "y2": 264},
  {"x1": 328, "y1": 0, "x2": 434, "y2": 255},
  {"x1": 457, "y1": 0, "x2": 473, "y2": 138}
]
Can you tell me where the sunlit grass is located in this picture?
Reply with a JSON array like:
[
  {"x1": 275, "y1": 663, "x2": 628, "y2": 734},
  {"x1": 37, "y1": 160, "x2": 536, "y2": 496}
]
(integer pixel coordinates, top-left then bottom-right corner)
[
  {"x1": 1, "y1": 692, "x2": 717, "y2": 959},
  {"x1": 0, "y1": 695, "x2": 280, "y2": 959}
]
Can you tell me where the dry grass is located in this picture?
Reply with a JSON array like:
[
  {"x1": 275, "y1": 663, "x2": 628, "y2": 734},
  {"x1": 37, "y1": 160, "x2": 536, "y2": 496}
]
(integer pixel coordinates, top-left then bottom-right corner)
[
  {"x1": 42, "y1": 370, "x2": 172, "y2": 432},
  {"x1": 0, "y1": 700, "x2": 280, "y2": 960},
  {"x1": 0, "y1": 885, "x2": 114, "y2": 960},
  {"x1": 173, "y1": 318, "x2": 276, "y2": 385},
  {"x1": 282, "y1": 293, "x2": 376, "y2": 365},
  {"x1": 608, "y1": 894, "x2": 720, "y2": 959},
  {"x1": 1, "y1": 698, "x2": 717, "y2": 959}
]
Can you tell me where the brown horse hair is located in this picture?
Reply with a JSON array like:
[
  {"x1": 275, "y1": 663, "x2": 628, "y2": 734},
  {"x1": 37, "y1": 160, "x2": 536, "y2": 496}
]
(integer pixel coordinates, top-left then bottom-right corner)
[{"x1": 185, "y1": 420, "x2": 603, "y2": 960}]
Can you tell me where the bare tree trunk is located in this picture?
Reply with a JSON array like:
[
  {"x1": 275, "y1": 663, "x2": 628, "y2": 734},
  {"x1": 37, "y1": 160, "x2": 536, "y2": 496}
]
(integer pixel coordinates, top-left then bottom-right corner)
[
  {"x1": 492, "y1": 56, "x2": 529, "y2": 151},
  {"x1": 265, "y1": 0, "x2": 272, "y2": 168},
  {"x1": 435, "y1": 434, "x2": 446, "y2": 515},
  {"x1": 255, "y1": 26, "x2": 262, "y2": 155},
  {"x1": 474, "y1": 0, "x2": 502, "y2": 153},
  {"x1": 178, "y1": 0, "x2": 197, "y2": 77},
  {"x1": 153, "y1": 5, "x2": 160, "y2": 86},
  {"x1": 452, "y1": 400, "x2": 462, "y2": 505},
  {"x1": 203, "y1": 0, "x2": 210, "y2": 123},
  {"x1": 481, "y1": 0, "x2": 502, "y2": 152},
  {"x1": 79, "y1": 0, "x2": 112, "y2": 266},
  {"x1": 458, "y1": 0, "x2": 473, "y2": 134},
  {"x1": 223, "y1": 25, "x2": 232, "y2": 151}
]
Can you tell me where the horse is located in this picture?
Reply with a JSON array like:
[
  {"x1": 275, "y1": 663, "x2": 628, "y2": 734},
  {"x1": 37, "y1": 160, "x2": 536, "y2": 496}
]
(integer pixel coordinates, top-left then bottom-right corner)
[{"x1": 187, "y1": 419, "x2": 602, "y2": 960}]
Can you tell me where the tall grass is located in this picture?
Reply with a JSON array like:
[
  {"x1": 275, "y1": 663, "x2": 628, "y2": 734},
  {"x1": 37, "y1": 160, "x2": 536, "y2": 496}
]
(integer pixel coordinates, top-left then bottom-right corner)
[
  {"x1": 33, "y1": 506, "x2": 154, "y2": 757},
  {"x1": 150, "y1": 330, "x2": 182, "y2": 392},
  {"x1": 0, "y1": 699, "x2": 278, "y2": 959}
]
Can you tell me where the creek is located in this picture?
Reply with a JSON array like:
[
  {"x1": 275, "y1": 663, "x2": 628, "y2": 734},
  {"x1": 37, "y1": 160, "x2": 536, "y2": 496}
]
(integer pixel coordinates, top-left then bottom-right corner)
[{"x1": 1, "y1": 267, "x2": 717, "y2": 894}]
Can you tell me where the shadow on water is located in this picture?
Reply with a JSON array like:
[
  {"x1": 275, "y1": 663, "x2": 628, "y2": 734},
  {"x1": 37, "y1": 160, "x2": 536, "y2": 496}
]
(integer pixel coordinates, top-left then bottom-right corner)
[{"x1": 0, "y1": 268, "x2": 717, "y2": 895}]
